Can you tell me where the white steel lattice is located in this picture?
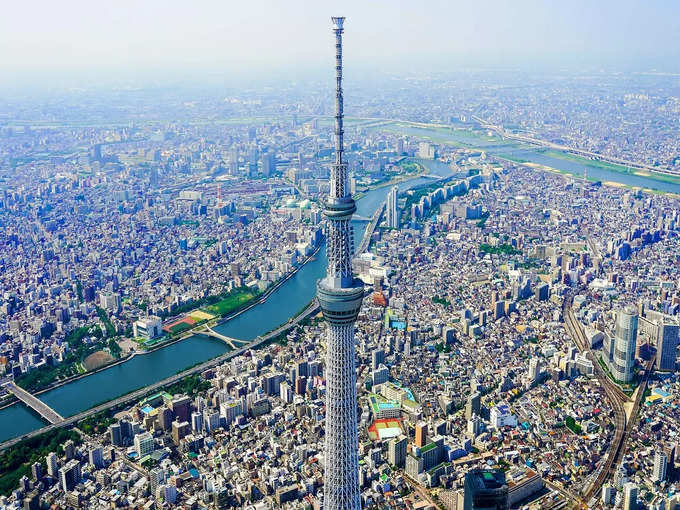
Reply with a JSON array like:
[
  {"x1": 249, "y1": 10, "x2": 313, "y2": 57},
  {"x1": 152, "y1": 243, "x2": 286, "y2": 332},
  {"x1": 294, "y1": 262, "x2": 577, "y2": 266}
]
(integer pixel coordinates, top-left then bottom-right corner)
[
  {"x1": 326, "y1": 219, "x2": 354, "y2": 285},
  {"x1": 324, "y1": 323, "x2": 361, "y2": 510},
  {"x1": 320, "y1": 16, "x2": 362, "y2": 510}
]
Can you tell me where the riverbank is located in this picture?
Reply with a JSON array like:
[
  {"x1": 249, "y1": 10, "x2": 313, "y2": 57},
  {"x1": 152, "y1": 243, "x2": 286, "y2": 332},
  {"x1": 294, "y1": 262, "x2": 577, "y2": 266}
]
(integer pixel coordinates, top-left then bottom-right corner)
[
  {"x1": 6, "y1": 241, "x2": 324, "y2": 404},
  {"x1": 0, "y1": 170, "x2": 425, "y2": 444},
  {"x1": 537, "y1": 149, "x2": 680, "y2": 185}
]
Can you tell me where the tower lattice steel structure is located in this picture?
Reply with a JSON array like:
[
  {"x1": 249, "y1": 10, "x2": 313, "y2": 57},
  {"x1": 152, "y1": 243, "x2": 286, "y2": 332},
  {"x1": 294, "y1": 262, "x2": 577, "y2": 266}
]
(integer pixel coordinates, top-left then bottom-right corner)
[{"x1": 317, "y1": 16, "x2": 364, "y2": 510}]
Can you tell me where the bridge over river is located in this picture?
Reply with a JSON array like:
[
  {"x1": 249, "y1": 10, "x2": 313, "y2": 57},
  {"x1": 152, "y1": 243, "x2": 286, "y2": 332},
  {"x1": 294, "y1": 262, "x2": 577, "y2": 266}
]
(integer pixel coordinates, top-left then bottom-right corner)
[{"x1": 3, "y1": 382, "x2": 64, "y2": 425}]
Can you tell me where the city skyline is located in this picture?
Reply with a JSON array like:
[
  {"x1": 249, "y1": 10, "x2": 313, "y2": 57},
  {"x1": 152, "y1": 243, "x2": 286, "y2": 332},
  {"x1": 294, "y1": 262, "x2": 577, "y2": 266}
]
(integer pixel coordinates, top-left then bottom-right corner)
[
  {"x1": 0, "y1": 4, "x2": 680, "y2": 510},
  {"x1": 2, "y1": 0, "x2": 680, "y2": 90}
]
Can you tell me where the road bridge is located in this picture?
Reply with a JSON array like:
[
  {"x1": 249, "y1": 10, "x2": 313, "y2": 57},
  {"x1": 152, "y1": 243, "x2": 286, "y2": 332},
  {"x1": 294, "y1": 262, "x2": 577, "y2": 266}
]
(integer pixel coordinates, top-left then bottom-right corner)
[
  {"x1": 198, "y1": 326, "x2": 244, "y2": 349},
  {"x1": 356, "y1": 202, "x2": 385, "y2": 255},
  {"x1": 3, "y1": 382, "x2": 63, "y2": 424},
  {"x1": 0, "y1": 299, "x2": 321, "y2": 452}
]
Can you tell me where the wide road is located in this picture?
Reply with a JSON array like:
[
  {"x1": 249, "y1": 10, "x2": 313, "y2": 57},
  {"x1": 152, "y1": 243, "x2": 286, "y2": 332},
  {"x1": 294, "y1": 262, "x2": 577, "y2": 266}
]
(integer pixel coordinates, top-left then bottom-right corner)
[
  {"x1": 3, "y1": 382, "x2": 64, "y2": 424},
  {"x1": 0, "y1": 299, "x2": 320, "y2": 452}
]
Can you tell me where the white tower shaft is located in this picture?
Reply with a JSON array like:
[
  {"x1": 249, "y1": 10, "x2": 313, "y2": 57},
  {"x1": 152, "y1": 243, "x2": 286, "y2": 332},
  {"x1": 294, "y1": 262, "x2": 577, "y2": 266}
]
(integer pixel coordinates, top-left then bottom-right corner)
[{"x1": 317, "y1": 16, "x2": 364, "y2": 510}]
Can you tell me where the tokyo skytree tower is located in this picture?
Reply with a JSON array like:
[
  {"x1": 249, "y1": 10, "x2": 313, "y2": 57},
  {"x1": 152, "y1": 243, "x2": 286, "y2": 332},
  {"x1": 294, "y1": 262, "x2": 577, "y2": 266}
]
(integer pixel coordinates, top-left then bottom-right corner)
[{"x1": 317, "y1": 16, "x2": 364, "y2": 510}]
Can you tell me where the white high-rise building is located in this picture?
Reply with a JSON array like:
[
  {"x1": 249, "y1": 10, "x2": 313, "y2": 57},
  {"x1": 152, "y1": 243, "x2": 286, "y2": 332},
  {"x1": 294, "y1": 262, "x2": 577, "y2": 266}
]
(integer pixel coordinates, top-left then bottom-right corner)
[
  {"x1": 386, "y1": 185, "x2": 399, "y2": 228},
  {"x1": 601, "y1": 485, "x2": 615, "y2": 505},
  {"x1": 528, "y1": 358, "x2": 541, "y2": 383},
  {"x1": 623, "y1": 482, "x2": 638, "y2": 510},
  {"x1": 133, "y1": 432, "x2": 154, "y2": 458},
  {"x1": 612, "y1": 308, "x2": 638, "y2": 383},
  {"x1": 653, "y1": 451, "x2": 668, "y2": 483},
  {"x1": 46, "y1": 452, "x2": 58, "y2": 478}
]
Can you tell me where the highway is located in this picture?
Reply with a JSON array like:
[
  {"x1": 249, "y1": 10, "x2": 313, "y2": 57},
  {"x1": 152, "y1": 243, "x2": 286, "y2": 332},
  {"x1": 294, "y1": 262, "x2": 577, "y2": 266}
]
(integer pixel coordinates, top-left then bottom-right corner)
[
  {"x1": 3, "y1": 382, "x2": 64, "y2": 424},
  {"x1": 0, "y1": 299, "x2": 321, "y2": 452}
]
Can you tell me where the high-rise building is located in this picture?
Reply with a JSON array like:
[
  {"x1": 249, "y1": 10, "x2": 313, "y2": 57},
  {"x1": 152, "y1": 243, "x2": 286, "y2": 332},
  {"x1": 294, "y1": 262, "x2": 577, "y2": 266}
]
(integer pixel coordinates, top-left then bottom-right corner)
[
  {"x1": 415, "y1": 421, "x2": 428, "y2": 448},
  {"x1": 109, "y1": 423, "x2": 122, "y2": 446},
  {"x1": 653, "y1": 451, "x2": 668, "y2": 483},
  {"x1": 463, "y1": 469, "x2": 509, "y2": 510},
  {"x1": 612, "y1": 308, "x2": 638, "y2": 383},
  {"x1": 64, "y1": 440, "x2": 75, "y2": 460},
  {"x1": 601, "y1": 485, "x2": 615, "y2": 505},
  {"x1": 317, "y1": 16, "x2": 365, "y2": 510},
  {"x1": 656, "y1": 321, "x2": 679, "y2": 371},
  {"x1": 261, "y1": 152, "x2": 276, "y2": 177},
  {"x1": 150, "y1": 467, "x2": 164, "y2": 497},
  {"x1": 371, "y1": 348, "x2": 385, "y2": 371},
  {"x1": 528, "y1": 358, "x2": 541, "y2": 383},
  {"x1": 191, "y1": 411, "x2": 203, "y2": 432},
  {"x1": 134, "y1": 432, "x2": 154, "y2": 458},
  {"x1": 466, "y1": 391, "x2": 481, "y2": 420},
  {"x1": 59, "y1": 459, "x2": 81, "y2": 492},
  {"x1": 172, "y1": 421, "x2": 191, "y2": 445},
  {"x1": 386, "y1": 186, "x2": 399, "y2": 228},
  {"x1": 623, "y1": 482, "x2": 638, "y2": 510},
  {"x1": 46, "y1": 452, "x2": 58, "y2": 478},
  {"x1": 88, "y1": 447, "x2": 104, "y2": 469},
  {"x1": 388, "y1": 435, "x2": 408, "y2": 468},
  {"x1": 31, "y1": 462, "x2": 42, "y2": 481}
]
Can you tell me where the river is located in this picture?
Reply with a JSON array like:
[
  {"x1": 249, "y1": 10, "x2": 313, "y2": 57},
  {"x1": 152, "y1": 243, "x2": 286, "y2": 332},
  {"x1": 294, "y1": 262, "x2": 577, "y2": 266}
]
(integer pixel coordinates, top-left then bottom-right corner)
[
  {"x1": 0, "y1": 158, "x2": 455, "y2": 443},
  {"x1": 3, "y1": 140, "x2": 676, "y2": 443},
  {"x1": 386, "y1": 124, "x2": 680, "y2": 194}
]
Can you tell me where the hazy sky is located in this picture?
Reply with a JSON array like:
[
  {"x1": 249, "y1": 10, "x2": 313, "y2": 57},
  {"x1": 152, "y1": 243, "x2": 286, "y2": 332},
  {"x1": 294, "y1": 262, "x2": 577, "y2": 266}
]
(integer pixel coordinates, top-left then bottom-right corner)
[{"x1": 2, "y1": 0, "x2": 680, "y2": 83}]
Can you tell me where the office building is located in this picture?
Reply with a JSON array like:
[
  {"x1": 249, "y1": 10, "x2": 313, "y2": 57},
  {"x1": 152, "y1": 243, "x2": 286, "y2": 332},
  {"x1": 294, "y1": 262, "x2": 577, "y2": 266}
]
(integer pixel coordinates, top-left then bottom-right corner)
[
  {"x1": 317, "y1": 16, "x2": 365, "y2": 509},
  {"x1": 371, "y1": 348, "x2": 385, "y2": 371},
  {"x1": 172, "y1": 421, "x2": 190, "y2": 445},
  {"x1": 170, "y1": 395, "x2": 191, "y2": 423},
  {"x1": 612, "y1": 308, "x2": 638, "y2": 383},
  {"x1": 463, "y1": 469, "x2": 509, "y2": 510},
  {"x1": 387, "y1": 186, "x2": 399, "y2": 228},
  {"x1": 601, "y1": 485, "x2": 615, "y2": 505},
  {"x1": 99, "y1": 291, "x2": 121, "y2": 314},
  {"x1": 657, "y1": 322, "x2": 679, "y2": 371}
]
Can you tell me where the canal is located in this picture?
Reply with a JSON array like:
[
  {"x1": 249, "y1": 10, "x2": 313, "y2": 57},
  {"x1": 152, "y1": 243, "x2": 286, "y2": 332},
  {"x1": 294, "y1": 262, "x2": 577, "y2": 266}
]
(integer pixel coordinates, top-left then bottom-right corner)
[{"x1": 0, "y1": 158, "x2": 455, "y2": 443}]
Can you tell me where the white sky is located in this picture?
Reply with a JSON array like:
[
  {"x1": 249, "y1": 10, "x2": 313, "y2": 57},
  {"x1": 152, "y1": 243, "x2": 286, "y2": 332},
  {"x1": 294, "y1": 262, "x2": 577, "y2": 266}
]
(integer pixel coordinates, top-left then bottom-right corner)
[{"x1": 1, "y1": 0, "x2": 679, "y2": 79}]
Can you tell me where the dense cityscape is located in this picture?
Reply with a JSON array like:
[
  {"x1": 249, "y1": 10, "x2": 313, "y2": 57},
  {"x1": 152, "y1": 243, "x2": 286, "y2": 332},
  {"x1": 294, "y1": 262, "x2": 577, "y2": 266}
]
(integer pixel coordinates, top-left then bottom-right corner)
[{"x1": 1, "y1": 6, "x2": 680, "y2": 510}]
